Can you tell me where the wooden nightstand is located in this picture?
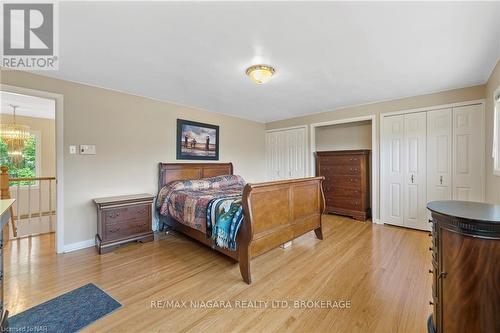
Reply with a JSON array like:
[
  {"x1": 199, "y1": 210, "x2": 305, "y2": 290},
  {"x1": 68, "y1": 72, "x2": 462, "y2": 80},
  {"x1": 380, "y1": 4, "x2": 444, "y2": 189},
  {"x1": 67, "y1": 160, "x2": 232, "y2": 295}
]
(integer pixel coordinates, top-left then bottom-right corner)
[{"x1": 94, "y1": 194, "x2": 155, "y2": 254}]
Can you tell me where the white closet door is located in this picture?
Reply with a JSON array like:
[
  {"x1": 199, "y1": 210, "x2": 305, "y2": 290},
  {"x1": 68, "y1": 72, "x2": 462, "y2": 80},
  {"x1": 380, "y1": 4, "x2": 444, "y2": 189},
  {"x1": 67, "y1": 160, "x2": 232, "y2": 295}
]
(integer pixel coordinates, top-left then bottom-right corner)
[
  {"x1": 452, "y1": 104, "x2": 484, "y2": 201},
  {"x1": 266, "y1": 128, "x2": 307, "y2": 181},
  {"x1": 382, "y1": 115, "x2": 404, "y2": 226},
  {"x1": 403, "y1": 112, "x2": 428, "y2": 230},
  {"x1": 277, "y1": 131, "x2": 288, "y2": 180},
  {"x1": 265, "y1": 132, "x2": 277, "y2": 180},
  {"x1": 427, "y1": 108, "x2": 452, "y2": 203},
  {"x1": 265, "y1": 131, "x2": 286, "y2": 180},
  {"x1": 286, "y1": 127, "x2": 306, "y2": 179}
]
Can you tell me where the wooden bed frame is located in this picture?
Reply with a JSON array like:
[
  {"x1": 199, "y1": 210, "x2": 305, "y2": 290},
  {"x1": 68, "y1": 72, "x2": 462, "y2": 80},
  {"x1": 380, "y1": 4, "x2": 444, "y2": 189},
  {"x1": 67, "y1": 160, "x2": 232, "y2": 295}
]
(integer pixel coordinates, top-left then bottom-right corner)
[{"x1": 157, "y1": 162, "x2": 325, "y2": 284}]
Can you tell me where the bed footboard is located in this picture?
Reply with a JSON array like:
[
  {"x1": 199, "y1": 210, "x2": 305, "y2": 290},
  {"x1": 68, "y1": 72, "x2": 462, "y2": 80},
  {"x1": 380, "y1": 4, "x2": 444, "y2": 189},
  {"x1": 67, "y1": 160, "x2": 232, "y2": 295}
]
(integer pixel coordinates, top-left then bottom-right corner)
[{"x1": 239, "y1": 177, "x2": 325, "y2": 284}]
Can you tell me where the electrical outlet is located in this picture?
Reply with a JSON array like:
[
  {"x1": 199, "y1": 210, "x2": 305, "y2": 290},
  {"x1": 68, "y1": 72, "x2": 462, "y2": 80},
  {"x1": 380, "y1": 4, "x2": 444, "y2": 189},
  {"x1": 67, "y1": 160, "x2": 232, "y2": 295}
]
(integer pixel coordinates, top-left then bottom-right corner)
[
  {"x1": 69, "y1": 145, "x2": 77, "y2": 154},
  {"x1": 80, "y1": 144, "x2": 96, "y2": 155}
]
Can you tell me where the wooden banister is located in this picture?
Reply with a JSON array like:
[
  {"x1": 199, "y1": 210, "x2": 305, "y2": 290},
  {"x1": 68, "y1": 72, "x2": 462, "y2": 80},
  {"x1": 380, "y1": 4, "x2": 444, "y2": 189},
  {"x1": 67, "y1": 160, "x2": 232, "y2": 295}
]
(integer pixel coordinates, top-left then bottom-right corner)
[
  {"x1": 1, "y1": 166, "x2": 57, "y2": 239},
  {"x1": 9, "y1": 176, "x2": 56, "y2": 182},
  {"x1": 0, "y1": 166, "x2": 17, "y2": 237},
  {"x1": 0, "y1": 166, "x2": 9, "y2": 199}
]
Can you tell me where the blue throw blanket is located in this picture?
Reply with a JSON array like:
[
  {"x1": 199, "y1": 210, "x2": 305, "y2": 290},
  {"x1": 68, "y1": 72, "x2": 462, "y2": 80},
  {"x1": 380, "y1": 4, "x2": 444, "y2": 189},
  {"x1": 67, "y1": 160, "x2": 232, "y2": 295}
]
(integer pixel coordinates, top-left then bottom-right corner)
[{"x1": 206, "y1": 196, "x2": 244, "y2": 251}]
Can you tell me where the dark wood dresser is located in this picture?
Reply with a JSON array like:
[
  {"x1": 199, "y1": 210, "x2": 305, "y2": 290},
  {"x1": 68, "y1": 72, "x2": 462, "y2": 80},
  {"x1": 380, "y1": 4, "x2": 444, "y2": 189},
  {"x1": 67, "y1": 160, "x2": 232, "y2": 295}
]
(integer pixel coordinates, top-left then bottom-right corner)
[
  {"x1": 315, "y1": 150, "x2": 370, "y2": 221},
  {"x1": 94, "y1": 194, "x2": 155, "y2": 254},
  {"x1": 427, "y1": 201, "x2": 500, "y2": 333}
]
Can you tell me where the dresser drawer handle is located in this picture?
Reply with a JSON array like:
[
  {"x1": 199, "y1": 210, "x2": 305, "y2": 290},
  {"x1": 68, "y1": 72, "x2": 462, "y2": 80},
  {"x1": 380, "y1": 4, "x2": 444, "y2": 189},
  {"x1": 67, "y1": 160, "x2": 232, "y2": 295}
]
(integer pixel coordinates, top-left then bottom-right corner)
[
  {"x1": 108, "y1": 212, "x2": 120, "y2": 218},
  {"x1": 428, "y1": 247, "x2": 433, "y2": 251},
  {"x1": 429, "y1": 301, "x2": 433, "y2": 306},
  {"x1": 109, "y1": 227, "x2": 120, "y2": 233},
  {"x1": 428, "y1": 269, "x2": 433, "y2": 274},
  {"x1": 438, "y1": 272, "x2": 447, "y2": 279}
]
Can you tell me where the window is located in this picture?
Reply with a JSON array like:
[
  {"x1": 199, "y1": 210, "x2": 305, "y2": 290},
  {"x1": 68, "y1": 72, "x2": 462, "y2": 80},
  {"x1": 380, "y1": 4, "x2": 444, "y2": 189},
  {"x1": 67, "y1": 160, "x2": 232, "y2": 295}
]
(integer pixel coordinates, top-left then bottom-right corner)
[
  {"x1": 494, "y1": 86, "x2": 500, "y2": 176},
  {"x1": 0, "y1": 131, "x2": 41, "y2": 185}
]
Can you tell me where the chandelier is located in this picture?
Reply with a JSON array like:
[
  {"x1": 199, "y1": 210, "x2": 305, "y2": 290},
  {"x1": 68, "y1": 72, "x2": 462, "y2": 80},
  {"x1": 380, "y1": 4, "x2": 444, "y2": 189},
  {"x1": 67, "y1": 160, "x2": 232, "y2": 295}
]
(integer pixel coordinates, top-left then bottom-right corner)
[{"x1": 1, "y1": 105, "x2": 31, "y2": 165}]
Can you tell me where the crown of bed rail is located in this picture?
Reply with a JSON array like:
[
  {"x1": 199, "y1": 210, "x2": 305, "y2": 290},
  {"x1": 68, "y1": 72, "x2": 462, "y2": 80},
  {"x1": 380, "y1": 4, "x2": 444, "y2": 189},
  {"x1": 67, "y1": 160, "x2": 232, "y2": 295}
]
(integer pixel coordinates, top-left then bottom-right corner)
[
  {"x1": 244, "y1": 176, "x2": 325, "y2": 189},
  {"x1": 157, "y1": 162, "x2": 234, "y2": 191}
]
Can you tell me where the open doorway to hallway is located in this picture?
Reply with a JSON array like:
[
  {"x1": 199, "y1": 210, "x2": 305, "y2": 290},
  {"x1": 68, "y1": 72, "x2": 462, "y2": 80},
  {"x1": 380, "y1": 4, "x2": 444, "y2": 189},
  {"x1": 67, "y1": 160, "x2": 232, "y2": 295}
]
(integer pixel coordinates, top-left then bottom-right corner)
[{"x1": 0, "y1": 91, "x2": 57, "y2": 251}]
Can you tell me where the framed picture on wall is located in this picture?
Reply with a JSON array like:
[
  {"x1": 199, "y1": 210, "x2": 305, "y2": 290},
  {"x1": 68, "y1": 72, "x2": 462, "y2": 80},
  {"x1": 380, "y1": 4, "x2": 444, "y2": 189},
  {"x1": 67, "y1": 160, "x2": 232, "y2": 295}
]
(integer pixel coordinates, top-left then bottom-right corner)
[{"x1": 176, "y1": 119, "x2": 219, "y2": 160}]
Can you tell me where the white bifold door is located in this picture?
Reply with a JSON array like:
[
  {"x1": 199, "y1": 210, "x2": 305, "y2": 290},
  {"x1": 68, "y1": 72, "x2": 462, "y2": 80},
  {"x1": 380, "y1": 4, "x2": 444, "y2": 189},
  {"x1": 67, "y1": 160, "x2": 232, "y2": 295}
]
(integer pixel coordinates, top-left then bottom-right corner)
[
  {"x1": 452, "y1": 104, "x2": 484, "y2": 202},
  {"x1": 382, "y1": 103, "x2": 484, "y2": 231},
  {"x1": 427, "y1": 108, "x2": 453, "y2": 203},
  {"x1": 403, "y1": 113, "x2": 427, "y2": 230},
  {"x1": 382, "y1": 113, "x2": 428, "y2": 230},
  {"x1": 266, "y1": 127, "x2": 306, "y2": 180}
]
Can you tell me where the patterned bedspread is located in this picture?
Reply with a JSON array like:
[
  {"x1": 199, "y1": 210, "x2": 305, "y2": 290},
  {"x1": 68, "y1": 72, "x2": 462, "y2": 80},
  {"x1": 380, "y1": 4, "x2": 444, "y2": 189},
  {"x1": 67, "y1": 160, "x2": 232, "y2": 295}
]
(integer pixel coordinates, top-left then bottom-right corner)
[{"x1": 157, "y1": 175, "x2": 245, "y2": 234}]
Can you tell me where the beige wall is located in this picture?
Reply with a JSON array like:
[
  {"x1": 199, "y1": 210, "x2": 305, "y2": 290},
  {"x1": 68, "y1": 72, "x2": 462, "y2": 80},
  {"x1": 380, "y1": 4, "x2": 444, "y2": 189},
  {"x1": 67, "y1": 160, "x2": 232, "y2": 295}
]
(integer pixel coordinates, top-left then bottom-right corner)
[
  {"x1": 267, "y1": 85, "x2": 486, "y2": 220},
  {"x1": 1, "y1": 115, "x2": 55, "y2": 177},
  {"x1": 1, "y1": 70, "x2": 266, "y2": 247},
  {"x1": 315, "y1": 120, "x2": 372, "y2": 152},
  {"x1": 0, "y1": 66, "x2": 494, "y2": 245},
  {"x1": 485, "y1": 59, "x2": 500, "y2": 204}
]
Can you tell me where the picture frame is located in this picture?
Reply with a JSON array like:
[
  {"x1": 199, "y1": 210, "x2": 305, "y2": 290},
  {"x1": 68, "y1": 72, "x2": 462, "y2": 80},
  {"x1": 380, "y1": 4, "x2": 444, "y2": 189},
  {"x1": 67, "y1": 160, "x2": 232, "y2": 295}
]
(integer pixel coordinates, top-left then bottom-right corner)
[{"x1": 176, "y1": 119, "x2": 219, "y2": 160}]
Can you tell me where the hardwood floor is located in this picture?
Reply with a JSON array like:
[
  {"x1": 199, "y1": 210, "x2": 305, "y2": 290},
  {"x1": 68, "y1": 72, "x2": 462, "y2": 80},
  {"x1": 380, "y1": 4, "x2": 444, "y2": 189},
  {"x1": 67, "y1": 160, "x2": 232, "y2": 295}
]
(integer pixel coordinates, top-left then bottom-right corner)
[{"x1": 5, "y1": 215, "x2": 432, "y2": 332}]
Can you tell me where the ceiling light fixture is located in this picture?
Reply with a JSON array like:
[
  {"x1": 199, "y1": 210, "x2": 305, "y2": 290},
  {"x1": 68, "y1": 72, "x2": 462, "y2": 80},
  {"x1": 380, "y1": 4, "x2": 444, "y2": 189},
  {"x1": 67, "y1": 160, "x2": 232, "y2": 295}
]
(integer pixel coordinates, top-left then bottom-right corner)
[{"x1": 245, "y1": 64, "x2": 275, "y2": 84}]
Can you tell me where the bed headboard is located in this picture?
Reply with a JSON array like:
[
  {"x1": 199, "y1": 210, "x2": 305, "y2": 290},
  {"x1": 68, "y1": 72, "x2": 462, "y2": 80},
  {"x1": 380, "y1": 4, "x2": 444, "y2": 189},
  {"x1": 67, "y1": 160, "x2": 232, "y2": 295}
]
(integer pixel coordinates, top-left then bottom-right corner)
[{"x1": 158, "y1": 162, "x2": 233, "y2": 191}]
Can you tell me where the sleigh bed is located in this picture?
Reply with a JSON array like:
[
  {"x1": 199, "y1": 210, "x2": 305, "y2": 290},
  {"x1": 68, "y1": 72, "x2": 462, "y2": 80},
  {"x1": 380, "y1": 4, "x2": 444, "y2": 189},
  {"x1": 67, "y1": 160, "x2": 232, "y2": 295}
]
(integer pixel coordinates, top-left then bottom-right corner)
[{"x1": 157, "y1": 162, "x2": 325, "y2": 284}]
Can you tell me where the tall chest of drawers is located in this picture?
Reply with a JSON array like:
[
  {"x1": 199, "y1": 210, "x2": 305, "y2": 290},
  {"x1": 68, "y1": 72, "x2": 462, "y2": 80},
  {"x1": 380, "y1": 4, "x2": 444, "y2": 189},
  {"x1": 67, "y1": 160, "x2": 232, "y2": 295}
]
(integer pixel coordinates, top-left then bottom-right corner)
[{"x1": 315, "y1": 150, "x2": 370, "y2": 221}]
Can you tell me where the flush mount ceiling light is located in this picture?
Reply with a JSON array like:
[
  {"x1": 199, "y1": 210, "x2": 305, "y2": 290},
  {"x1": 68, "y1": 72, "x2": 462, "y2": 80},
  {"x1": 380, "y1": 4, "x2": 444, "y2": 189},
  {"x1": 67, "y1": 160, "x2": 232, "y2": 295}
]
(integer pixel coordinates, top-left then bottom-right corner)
[{"x1": 245, "y1": 65, "x2": 275, "y2": 84}]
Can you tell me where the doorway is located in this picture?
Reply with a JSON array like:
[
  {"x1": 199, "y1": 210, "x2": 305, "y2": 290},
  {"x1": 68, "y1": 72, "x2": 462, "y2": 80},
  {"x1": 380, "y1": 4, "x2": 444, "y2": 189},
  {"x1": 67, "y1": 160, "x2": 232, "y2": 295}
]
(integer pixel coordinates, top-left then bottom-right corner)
[{"x1": 0, "y1": 86, "x2": 64, "y2": 253}]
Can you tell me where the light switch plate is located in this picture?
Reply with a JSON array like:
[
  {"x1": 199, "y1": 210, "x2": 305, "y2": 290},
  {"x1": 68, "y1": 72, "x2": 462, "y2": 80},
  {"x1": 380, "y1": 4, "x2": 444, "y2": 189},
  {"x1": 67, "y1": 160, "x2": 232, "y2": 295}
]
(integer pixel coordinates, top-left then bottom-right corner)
[
  {"x1": 69, "y1": 145, "x2": 77, "y2": 154},
  {"x1": 80, "y1": 144, "x2": 96, "y2": 155}
]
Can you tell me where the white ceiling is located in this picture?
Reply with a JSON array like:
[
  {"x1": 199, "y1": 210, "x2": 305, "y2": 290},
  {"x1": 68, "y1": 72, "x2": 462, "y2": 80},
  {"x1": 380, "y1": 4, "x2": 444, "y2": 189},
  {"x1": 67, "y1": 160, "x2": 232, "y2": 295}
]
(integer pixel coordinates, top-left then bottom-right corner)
[
  {"x1": 0, "y1": 91, "x2": 55, "y2": 119},
  {"x1": 32, "y1": 2, "x2": 500, "y2": 122}
]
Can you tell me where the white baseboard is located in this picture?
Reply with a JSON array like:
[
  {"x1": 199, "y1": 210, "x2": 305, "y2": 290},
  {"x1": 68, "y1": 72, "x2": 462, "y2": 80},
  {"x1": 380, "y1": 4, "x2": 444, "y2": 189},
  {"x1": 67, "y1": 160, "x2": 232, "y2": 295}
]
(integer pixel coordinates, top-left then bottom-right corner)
[
  {"x1": 373, "y1": 218, "x2": 383, "y2": 225},
  {"x1": 62, "y1": 238, "x2": 95, "y2": 253}
]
